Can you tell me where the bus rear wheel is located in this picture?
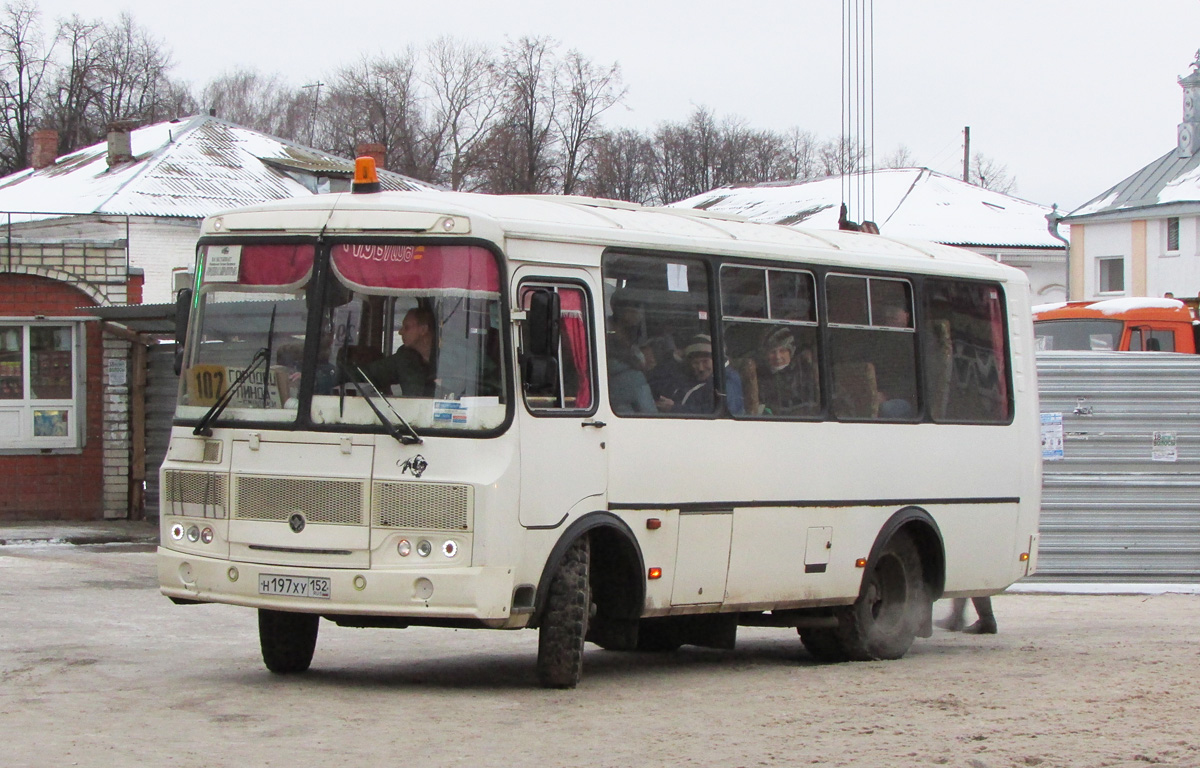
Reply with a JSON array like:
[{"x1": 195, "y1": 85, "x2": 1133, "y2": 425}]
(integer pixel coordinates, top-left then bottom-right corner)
[
  {"x1": 799, "y1": 627, "x2": 849, "y2": 662},
  {"x1": 537, "y1": 535, "x2": 591, "y2": 688},
  {"x1": 258, "y1": 609, "x2": 319, "y2": 674},
  {"x1": 836, "y1": 531, "x2": 926, "y2": 661}
]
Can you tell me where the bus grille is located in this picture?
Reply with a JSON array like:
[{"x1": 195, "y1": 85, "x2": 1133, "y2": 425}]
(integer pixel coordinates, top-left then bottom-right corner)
[
  {"x1": 234, "y1": 476, "x2": 366, "y2": 526},
  {"x1": 372, "y1": 481, "x2": 472, "y2": 531},
  {"x1": 163, "y1": 470, "x2": 227, "y2": 517}
]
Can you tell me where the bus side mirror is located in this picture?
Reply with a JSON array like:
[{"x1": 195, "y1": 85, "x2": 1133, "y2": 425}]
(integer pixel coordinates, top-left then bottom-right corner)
[
  {"x1": 526, "y1": 289, "x2": 560, "y2": 357},
  {"x1": 174, "y1": 288, "x2": 192, "y2": 375},
  {"x1": 522, "y1": 289, "x2": 560, "y2": 391}
]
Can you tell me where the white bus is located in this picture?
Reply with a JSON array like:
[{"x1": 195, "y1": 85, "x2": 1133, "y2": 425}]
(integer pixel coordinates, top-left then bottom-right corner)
[{"x1": 158, "y1": 160, "x2": 1041, "y2": 688}]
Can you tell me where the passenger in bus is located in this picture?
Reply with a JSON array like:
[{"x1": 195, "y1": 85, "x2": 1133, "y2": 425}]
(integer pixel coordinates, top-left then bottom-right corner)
[
  {"x1": 605, "y1": 291, "x2": 657, "y2": 414},
  {"x1": 608, "y1": 349, "x2": 657, "y2": 413},
  {"x1": 641, "y1": 335, "x2": 689, "y2": 405},
  {"x1": 875, "y1": 304, "x2": 917, "y2": 419},
  {"x1": 757, "y1": 327, "x2": 819, "y2": 417},
  {"x1": 658, "y1": 334, "x2": 744, "y2": 415},
  {"x1": 359, "y1": 307, "x2": 437, "y2": 397}
]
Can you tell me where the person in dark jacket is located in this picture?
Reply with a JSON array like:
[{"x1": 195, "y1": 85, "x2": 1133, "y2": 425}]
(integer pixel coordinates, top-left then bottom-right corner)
[{"x1": 757, "y1": 327, "x2": 818, "y2": 417}]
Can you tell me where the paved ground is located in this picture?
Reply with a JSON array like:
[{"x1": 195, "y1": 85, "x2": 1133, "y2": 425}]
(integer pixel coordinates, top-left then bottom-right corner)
[{"x1": 2, "y1": 541, "x2": 1199, "y2": 768}]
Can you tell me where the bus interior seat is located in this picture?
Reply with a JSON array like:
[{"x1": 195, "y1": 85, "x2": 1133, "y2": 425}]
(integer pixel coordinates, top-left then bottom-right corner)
[{"x1": 832, "y1": 361, "x2": 879, "y2": 419}]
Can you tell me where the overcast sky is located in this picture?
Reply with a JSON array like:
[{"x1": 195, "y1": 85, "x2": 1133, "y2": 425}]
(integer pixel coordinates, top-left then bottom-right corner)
[{"x1": 29, "y1": 0, "x2": 1200, "y2": 211}]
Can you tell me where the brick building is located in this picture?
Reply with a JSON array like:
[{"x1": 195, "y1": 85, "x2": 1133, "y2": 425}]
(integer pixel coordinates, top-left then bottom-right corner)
[{"x1": 0, "y1": 116, "x2": 431, "y2": 521}]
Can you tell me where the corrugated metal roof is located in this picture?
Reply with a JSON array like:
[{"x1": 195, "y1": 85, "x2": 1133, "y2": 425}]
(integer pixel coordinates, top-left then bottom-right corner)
[
  {"x1": 671, "y1": 168, "x2": 1064, "y2": 249},
  {"x1": 0, "y1": 115, "x2": 434, "y2": 220},
  {"x1": 1065, "y1": 148, "x2": 1200, "y2": 220}
]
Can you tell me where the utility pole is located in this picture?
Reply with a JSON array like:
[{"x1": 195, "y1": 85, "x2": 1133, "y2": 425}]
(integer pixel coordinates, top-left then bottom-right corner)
[
  {"x1": 302, "y1": 81, "x2": 324, "y2": 147},
  {"x1": 962, "y1": 126, "x2": 970, "y2": 182}
]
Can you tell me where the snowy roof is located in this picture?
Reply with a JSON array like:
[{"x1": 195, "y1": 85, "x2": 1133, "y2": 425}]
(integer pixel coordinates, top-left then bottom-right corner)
[
  {"x1": 0, "y1": 115, "x2": 434, "y2": 220},
  {"x1": 671, "y1": 168, "x2": 1064, "y2": 249},
  {"x1": 1065, "y1": 147, "x2": 1200, "y2": 220}
]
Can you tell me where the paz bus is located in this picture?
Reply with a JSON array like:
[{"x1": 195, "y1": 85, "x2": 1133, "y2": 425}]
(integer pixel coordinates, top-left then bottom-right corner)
[{"x1": 158, "y1": 158, "x2": 1041, "y2": 688}]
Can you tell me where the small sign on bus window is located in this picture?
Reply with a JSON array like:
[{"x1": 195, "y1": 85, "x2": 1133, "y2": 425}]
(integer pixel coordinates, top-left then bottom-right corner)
[{"x1": 205, "y1": 245, "x2": 242, "y2": 282}]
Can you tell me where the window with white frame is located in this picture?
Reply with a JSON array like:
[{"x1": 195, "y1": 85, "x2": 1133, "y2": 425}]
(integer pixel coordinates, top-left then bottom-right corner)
[
  {"x1": 1167, "y1": 217, "x2": 1181, "y2": 253},
  {"x1": 0, "y1": 323, "x2": 83, "y2": 450},
  {"x1": 1098, "y1": 257, "x2": 1125, "y2": 294}
]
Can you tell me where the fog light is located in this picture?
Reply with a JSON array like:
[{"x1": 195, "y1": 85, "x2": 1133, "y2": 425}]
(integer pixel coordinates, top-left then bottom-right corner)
[
  {"x1": 227, "y1": 566, "x2": 239, "y2": 582},
  {"x1": 178, "y1": 562, "x2": 193, "y2": 583},
  {"x1": 414, "y1": 577, "x2": 434, "y2": 600},
  {"x1": 353, "y1": 575, "x2": 367, "y2": 591},
  {"x1": 186, "y1": 525, "x2": 200, "y2": 542},
  {"x1": 442, "y1": 540, "x2": 458, "y2": 558},
  {"x1": 170, "y1": 523, "x2": 185, "y2": 541},
  {"x1": 417, "y1": 539, "x2": 432, "y2": 557},
  {"x1": 200, "y1": 527, "x2": 214, "y2": 544},
  {"x1": 397, "y1": 538, "x2": 411, "y2": 557}
]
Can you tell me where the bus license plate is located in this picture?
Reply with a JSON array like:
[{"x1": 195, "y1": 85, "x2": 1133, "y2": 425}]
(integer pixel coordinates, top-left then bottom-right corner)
[{"x1": 258, "y1": 574, "x2": 331, "y2": 599}]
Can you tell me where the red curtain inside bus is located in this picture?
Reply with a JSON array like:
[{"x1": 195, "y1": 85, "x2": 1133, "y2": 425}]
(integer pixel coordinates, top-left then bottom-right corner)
[
  {"x1": 560, "y1": 289, "x2": 591, "y2": 409},
  {"x1": 331, "y1": 244, "x2": 500, "y2": 297},
  {"x1": 238, "y1": 244, "x2": 315, "y2": 286}
]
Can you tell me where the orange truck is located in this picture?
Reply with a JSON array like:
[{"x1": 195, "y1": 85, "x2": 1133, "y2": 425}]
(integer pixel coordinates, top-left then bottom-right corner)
[{"x1": 1032, "y1": 298, "x2": 1198, "y2": 353}]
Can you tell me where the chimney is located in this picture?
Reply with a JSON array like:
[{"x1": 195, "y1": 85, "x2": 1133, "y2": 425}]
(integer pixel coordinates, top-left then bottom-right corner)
[
  {"x1": 31, "y1": 129, "x2": 59, "y2": 170},
  {"x1": 356, "y1": 143, "x2": 386, "y2": 171},
  {"x1": 107, "y1": 120, "x2": 138, "y2": 167}
]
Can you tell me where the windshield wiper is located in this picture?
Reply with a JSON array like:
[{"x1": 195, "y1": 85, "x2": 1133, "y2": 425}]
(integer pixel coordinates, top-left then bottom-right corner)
[
  {"x1": 193, "y1": 347, "x2": 269, "y2": 436},
  {"x1": 193, "y1": 304, "x2": 278, "y2": 436},
  {"x1": 341, "y1": 363, "x2": 423, "y2": 445}
]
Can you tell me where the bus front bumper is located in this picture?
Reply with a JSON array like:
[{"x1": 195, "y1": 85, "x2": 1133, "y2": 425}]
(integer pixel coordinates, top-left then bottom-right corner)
[{"x1": 157, "y1": 547, "x2": 520, "y2": 625}]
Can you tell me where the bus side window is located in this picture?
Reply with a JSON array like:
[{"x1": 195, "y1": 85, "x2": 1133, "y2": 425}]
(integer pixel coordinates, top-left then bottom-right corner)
[
  {"x1": 827, "y1": 274, "x2": 917, "y2": 421},
  {"x1": 922, "y1": 279, "x2": 1011, "y2": 423},
  {"x1": 520, "y1": 284, "x2": 594, "y2": 412}
]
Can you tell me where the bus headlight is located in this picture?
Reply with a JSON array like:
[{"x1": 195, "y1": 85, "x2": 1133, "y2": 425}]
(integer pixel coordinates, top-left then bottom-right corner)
[
  {"x1": 170, "y1": 523, "x2": 185, "y2": 541},
  {"x1": 201, "y1": 527, "x2": 214, "y2": 544},
  {"x1": 417, "y1": 539, "x2": 432, "y2": 557},
  {"x1": 442, "y1": 540, "x2": 458, "y2": 558},
  {"x1": 397, "y1": 539, "x2": 412, "y2": 557},
  {"x1": 186, "y1": 525, "x2": 200, "y2": 542}
]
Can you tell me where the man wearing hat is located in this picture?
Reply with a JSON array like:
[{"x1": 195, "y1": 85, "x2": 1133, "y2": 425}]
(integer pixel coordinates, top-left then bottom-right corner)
[
  {"x1": 757, "y1": 327, "x2": 819, "y2": 417},
  {"x1": 661, "y1": 334, "x2": 743, "y2": 415}
]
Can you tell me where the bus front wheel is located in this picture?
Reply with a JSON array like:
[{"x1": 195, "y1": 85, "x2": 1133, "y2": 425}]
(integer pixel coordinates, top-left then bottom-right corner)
[
  {"x1": 258, "y1": 609, "x2": 319, "y2": 674},
  {"x1": 837, "y1": 531, "x2": 926, "y2": 661},
  {"x1": 537, "y1": 535, "x2": 591, "y2": 688}
]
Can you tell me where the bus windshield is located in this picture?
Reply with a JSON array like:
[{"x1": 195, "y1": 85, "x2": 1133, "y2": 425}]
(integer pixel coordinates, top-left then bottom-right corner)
[{"x1": 176, "y1": 242, "x2": 507, "y2": 433}]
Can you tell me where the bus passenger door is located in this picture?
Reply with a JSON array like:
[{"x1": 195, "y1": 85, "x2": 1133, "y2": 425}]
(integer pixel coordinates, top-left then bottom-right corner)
[{"x1": 515, "y1": 275, "x2": 607, "y2": 528}]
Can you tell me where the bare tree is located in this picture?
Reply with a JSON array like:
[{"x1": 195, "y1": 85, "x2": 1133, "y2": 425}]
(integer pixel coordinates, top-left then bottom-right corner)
[
  {"x1": 969, "y1": 151, "x2": 1016, "y2": 194},
  {"x1": 817, "y1": 135, "x2": 864, "y2": 176},
  {"x1": 318, "y1": 52, "x2": 428, "y2": 177},
  {"x1": 582, "y1": 126, "x2": 655, "y2": 204},
  {"x1": 779, "y1": 127, "x2": 820, "y2": 181},
  {"x1": 200, "y1": 67, "x2": 307, "y2": 140},
  {"x1": 554, "y1": 49, "x2": 624, "y2": 194},
  {"x1": 423, "y1": 36, "x2": 500, "y2": 191},
  {"x1": 0, "y1": 0, "x2": 51, "y2": 173},
  {"x1": 43, "y1": 14, "x2": 103, "y2": 153},
  {"x1": 92, "y1": 12, "x2": 180, "y2": 125},
  {"x1": 487, "y1": 36, "x2": 559, "y2": 193},
  {"x1": 880, "y1": 143, "x2": 916, "y2": 169}
]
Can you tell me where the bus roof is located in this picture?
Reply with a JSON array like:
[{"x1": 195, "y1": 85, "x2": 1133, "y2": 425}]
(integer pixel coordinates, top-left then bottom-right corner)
[
  {"x1": 199, "y1": 190, "x2": 1026, "y2": 283},
  {"x1": 1032, "y1": 298, "x2": 1193, "y2": 323}
]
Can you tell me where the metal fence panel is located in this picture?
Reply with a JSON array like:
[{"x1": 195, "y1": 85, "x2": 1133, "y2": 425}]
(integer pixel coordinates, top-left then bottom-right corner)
[{"x1": 1033, "y1": 351, "x2": 1200, "y2": 582}]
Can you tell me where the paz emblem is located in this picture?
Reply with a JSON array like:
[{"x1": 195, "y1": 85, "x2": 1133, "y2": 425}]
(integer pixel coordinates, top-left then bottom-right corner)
[{"x1": 288, "y1": 512, "x2": 306, "y2": 533}]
